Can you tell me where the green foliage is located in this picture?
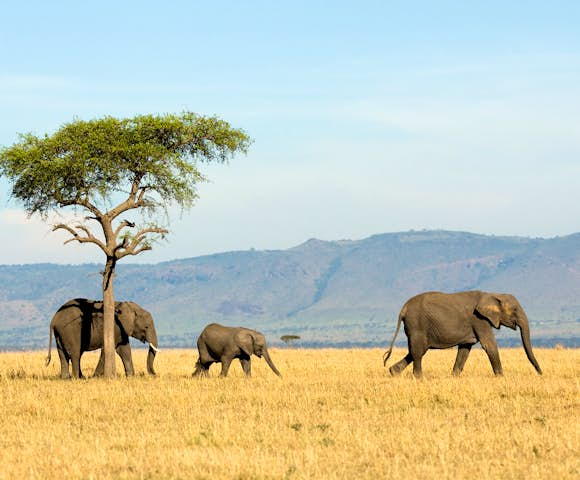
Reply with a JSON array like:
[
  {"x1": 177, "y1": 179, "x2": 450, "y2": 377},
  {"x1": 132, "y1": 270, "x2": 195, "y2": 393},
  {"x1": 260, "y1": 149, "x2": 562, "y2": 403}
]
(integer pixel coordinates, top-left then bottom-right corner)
[{"x1": 0, "y1": 112, "x2": 251, "y2": 216}]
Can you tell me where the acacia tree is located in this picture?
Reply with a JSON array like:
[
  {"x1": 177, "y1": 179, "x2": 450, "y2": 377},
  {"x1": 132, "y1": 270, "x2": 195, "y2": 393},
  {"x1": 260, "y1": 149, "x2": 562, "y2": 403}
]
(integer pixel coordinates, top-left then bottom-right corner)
[{"x1": 0, "y1": 112, "x2": 251, "y2": 377}]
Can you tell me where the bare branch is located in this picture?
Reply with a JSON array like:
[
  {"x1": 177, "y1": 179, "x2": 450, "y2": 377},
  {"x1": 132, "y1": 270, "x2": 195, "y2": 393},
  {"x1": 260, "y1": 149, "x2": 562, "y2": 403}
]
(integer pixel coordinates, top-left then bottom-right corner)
[
  {"x1": 75, "y1": 225, "x2": 93, "y2": 237},
  {"x1": 130, "y1": 227, "x2": 169, "y2": 248},
  {"x1": 132, "y1": 245, "x2": 153, "y2": 255},
  {"x1": 52, "y1": 223, "x2": 107, "y2": 252},
  {"x1": 117, "y1": 244, "x2": 153, "y2": 259},
  {"x1": 78, "y1": 197, "x2": 103, "y2": 218},
  {"x1": 113, "y1": 219, "x2": 136, "y2": 237},
  {"x1": 52, "y1": 223, "x2": 78, "y2": 238},
  {"x1": 114, "y1": 226, "x2": 168, "y2": 260}
]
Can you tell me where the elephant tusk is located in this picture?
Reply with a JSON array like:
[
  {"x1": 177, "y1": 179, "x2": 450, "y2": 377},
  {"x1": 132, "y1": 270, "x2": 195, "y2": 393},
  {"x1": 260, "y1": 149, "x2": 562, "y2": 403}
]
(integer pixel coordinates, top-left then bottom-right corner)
[{"x1": 149, "y1": 344, "x2": 160, "y2": 353}]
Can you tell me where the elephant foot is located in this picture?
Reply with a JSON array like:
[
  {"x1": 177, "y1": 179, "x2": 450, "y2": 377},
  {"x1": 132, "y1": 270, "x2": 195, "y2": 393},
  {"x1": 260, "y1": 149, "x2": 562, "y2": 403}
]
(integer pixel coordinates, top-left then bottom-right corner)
[{"x1": 389, "y1": 366, "x2": 404, "y2": 376}]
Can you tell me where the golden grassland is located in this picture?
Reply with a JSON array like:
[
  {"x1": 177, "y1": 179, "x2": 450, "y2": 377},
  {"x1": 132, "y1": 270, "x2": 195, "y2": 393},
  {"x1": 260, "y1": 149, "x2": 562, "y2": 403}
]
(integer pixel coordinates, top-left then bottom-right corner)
[{"x1": 0, "y1": 347, "x2": 578, "y2": 479}]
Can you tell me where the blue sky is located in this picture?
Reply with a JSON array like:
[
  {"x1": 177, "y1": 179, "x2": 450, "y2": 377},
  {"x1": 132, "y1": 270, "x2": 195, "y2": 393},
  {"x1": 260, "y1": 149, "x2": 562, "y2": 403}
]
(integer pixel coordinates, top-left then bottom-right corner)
[{"x1": 1, "y1": 1, "x2": 579, "y2": 263}]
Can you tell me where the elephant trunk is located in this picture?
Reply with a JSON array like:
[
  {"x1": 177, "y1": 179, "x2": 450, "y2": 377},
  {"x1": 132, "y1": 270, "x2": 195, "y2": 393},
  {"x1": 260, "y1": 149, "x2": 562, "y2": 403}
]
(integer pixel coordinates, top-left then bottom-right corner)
[
  {"x1": 518, "y1": 313, "x2": 542, "y2": 375},
  {"x1": 263, "y1": 347, "x2": 282, "y2": 377},
  {"x1": 146, "y1": 326, "x2": 158, "y2": 376}
]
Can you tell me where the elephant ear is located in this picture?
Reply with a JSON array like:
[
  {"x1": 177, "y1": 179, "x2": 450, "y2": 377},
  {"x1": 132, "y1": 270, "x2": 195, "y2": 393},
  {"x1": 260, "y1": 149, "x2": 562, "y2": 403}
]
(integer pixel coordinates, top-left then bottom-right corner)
[
  {"x1": 116, "y1": 302, "x2": 136, "y2": 336},
  {"x1": 475, "y1": 294, "x2": 502, "y2": 329},
  {"x1": 235, "y1": 331, "x2": 255, "y2": 356}
]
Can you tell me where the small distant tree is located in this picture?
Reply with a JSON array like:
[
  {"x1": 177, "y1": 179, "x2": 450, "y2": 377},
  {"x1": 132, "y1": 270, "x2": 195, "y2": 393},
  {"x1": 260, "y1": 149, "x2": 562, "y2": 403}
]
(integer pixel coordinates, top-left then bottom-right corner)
[
  {"x1": 0, "y1": 112, "x2": 251, "y2": 377},
  {"x1": 280, "y1": 334, "x2": 301, "y2": 346}
]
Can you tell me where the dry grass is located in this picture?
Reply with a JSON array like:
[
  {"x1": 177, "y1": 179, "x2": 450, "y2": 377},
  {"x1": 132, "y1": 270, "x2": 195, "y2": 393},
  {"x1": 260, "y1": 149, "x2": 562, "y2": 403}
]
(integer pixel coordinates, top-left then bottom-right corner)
[{"x1": 0, "y1": 347, "x2": 578, "y2": 479}]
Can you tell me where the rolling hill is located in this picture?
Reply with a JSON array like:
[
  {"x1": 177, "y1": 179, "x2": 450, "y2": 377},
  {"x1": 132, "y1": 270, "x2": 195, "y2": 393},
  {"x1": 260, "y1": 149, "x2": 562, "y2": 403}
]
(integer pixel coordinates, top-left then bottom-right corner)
[{"x1": 1, "y1": 230, "x2": 579, "y2": 349}]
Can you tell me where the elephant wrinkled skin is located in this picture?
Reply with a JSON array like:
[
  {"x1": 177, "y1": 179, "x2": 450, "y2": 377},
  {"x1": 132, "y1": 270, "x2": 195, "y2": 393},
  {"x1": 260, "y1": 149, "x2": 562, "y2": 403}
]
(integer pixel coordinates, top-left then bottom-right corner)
[
  {"x1": 383, "y1": 290, "x2": 543, "y2": 378},
  {"x1": 193, "y1": 323, "x2": 281, "y2": 378},
  {"x1": 46, "y1": 298, "x2": 159, "y2": 379}
]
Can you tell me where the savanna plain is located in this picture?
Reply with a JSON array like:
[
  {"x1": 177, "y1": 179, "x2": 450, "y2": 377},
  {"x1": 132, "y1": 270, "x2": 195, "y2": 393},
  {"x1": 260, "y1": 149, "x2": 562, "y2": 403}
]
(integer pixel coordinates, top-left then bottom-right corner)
[{"x1": 0, "y1": 347, "x2": 578, "y2": 479}]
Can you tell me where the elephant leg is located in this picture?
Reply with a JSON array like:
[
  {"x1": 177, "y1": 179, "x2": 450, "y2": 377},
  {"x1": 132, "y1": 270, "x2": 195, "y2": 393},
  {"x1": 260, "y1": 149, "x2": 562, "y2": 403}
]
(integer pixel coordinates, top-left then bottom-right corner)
[
  {"x1": 192, "y1": 358, "x2": 210, "y2": 377},
  {"x1": 480, "y1": 337, "x2": 503, "y2": 375},
  {"x1": 452, "y1": 344, "x2": 473, "y2": 376},
  {"x1": 192, "y1": 358, "x2": 203, "y2": 377},
  {"x1": 219, "y1": 357, "x2": 233, "y2": 377},
  {"x1": 56, "y1": 344, "x2": 71, "y2": 379},
  {"x1": 389, "y1": 353, "x2": 413, "y2": 376},
  {"x1": 70, "y1": 352, "x2": 84, "y2": 379},
  {"x1": 55, "y1": 336, "x2": 71, "y2": 379},
  {"x1": 240, "y1": 357, "x2": 252, "y2": 377},
  {"x1": 193, "y1": 352, "x2": 215, "y2": 377},
  {"x1": 116, "y1": 343, "x2": 134, "y2": 377},
  {"x1": 93, "y1": 350, "x2": 105, "y2": 377},
  {"x1": 409, "y1": 337, "x2": 428, "y2": 379}
]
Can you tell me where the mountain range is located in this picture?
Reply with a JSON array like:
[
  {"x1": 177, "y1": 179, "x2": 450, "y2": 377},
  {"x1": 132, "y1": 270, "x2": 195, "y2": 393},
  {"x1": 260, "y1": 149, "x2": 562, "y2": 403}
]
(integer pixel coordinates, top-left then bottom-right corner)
[{"x1": 1, "y1": 230, "x2": 579, "y2": 350}]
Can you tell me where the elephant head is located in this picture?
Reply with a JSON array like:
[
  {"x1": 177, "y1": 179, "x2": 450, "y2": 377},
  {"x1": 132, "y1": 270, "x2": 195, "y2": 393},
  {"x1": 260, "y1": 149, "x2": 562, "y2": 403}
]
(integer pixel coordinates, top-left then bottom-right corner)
[
  {"x1": 475, "y1": 293, "x2": 542, "y2": 374},
  {"x1": 235, "y1": 329, "x2": 282, "y2": 377},
  {"x1": 116, "y1": 301, "x2": 159, "y2": 375}
]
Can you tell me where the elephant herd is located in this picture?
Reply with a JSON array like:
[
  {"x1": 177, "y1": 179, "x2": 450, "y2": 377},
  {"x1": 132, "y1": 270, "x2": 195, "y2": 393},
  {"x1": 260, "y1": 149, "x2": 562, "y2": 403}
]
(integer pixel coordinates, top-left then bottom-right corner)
[{"x1": 46, "y1": 290, "x2": 543, "y2": 380}]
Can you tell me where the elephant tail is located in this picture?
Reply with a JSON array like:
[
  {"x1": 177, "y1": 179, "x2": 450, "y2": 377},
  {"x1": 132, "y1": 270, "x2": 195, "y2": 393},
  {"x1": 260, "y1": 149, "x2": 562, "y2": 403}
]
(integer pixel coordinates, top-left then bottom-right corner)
[
  {"x1": 383, "y1": 305, "x2": 406, "y2": 366},
  {"x1": 45, "y1": 325, "x2": 53, "y2": 367}
]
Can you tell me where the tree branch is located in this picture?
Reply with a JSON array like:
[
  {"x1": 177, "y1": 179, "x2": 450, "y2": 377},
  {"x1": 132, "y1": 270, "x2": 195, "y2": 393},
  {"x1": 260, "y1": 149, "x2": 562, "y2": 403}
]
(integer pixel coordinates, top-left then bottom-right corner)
[
  {"x1": 115, "y1": 226, "x2": 168, "y2": 259},
  {"x1": 113, "y1": 219, "x2": 136, "y2": 238},
  {"x1": 52, "y1": 223, "x2": 107, "y2": 252},
  {"x1": 106, "y1": 174, "x2": 146, "y2": 219},
  {"x1": 137, "y1": 185, "x2": 154, "y2": 205}
]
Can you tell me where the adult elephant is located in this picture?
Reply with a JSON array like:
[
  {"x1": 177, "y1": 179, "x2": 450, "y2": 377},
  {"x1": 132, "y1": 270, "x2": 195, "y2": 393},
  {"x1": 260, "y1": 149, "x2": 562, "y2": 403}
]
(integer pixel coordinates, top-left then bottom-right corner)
[
  {"x1": 192, "y1": 323, "x2": 281, "y2": 378},
  {"x1": 46, "y1": 298, "x2": 159, "y2": 379},
  {"x1": 383, "y1": 290, "x2": 543, "y2": 378}
]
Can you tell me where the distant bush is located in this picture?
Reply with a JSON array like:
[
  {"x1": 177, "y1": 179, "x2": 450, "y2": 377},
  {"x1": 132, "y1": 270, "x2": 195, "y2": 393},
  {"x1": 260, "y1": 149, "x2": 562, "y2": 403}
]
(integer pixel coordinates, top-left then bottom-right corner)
[{"x1": 280, "y1": 334, "x2": 301, "y2": 346}]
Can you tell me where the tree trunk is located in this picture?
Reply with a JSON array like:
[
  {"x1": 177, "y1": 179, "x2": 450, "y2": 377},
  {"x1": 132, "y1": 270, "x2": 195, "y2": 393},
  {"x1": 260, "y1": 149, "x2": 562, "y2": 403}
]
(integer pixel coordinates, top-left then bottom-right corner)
[{"x1": 102, "y1": 256, "x2": 117, "y2": 378}]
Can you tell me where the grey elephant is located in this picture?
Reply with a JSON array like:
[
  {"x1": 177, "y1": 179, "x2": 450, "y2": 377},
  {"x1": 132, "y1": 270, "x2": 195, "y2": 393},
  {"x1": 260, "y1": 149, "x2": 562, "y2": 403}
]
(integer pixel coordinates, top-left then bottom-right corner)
[
  {"x1": 46, "y1": 298, "x2": 159, "y2": 379},
  {"x1": 193, "y1": 323, "x2": 281, "y2": 377},
  {"x1": 383, "y1": 290, "x2": 543, "y2": 378}
]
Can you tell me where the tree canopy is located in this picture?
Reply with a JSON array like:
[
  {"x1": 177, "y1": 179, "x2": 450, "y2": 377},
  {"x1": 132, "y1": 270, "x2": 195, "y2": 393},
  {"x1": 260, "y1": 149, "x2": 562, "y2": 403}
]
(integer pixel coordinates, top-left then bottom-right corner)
[{"x1": 1, "y1": 112, "x2": 250, "y2": 216}]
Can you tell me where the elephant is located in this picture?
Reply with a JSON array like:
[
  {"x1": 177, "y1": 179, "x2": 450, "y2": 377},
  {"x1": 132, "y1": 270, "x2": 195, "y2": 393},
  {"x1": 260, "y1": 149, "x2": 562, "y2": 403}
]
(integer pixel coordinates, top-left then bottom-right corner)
[
  {"x1": 383, "y1": 290, "x2": 543, "y2": 378},
  {"x1": 46, "y1": 298, "x2": 159, "y2": 379},
  {"x1": 192, "y1": 323, "x2": 282, "y2": 378}
]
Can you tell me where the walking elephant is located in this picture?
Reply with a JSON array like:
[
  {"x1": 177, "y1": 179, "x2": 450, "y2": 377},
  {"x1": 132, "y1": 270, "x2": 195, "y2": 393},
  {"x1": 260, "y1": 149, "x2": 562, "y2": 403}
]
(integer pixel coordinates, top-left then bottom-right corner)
[
  {"x1": 46, "y1": 298, "x2": 159, "y2": 379},
  {"x1": 193, "y1": 323, "x2": 281, "y2": 377},
  {"x1": 383, "y1": 290, "x2": 543, "y2": 378}
]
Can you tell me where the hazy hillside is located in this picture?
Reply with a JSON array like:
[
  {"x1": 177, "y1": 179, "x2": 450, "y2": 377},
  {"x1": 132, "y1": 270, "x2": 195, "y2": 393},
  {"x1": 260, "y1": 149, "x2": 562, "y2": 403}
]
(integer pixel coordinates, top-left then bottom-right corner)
[{"x1": 1, "y1": 230, "x2": 579, "y2": 349}]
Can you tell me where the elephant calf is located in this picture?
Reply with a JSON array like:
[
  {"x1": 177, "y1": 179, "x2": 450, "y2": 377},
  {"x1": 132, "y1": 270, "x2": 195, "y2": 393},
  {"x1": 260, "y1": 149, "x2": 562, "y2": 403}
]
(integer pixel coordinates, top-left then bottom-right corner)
[
  {"x1": 193, "y1": 323, "x2": 281, "y2": 378},
  {"x1": 383, "y1": 290, "x2": 543, "y2": 378},
  {"x1": 46, "y1": 298, "x2": 159, "y2": 379}
]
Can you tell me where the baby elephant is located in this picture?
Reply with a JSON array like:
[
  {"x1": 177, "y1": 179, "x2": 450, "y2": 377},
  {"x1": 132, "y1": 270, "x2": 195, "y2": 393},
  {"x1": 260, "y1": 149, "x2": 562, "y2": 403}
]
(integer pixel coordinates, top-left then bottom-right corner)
[{"x1": 193, "y1": 323, "x2": 281, "y2": 378}]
